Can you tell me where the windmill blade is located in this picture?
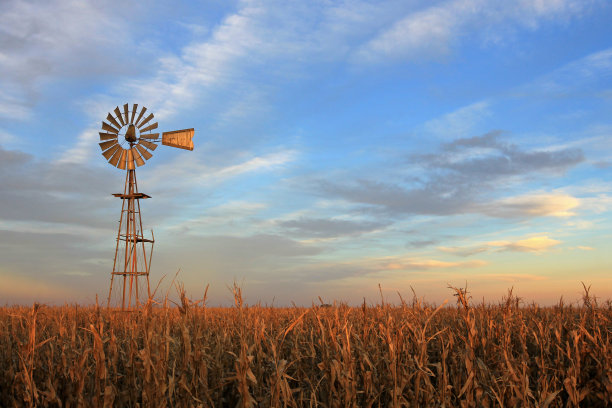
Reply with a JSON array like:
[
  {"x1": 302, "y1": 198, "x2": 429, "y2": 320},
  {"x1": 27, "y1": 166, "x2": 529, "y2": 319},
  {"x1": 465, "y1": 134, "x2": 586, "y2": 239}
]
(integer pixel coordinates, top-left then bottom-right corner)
[
  {"x1": 117, "y1": 149, "x2": 127, "y2": 170},
  {"x1": 126, "y1": 148, "x2": 135, "y2": 170},
  {"x1": 130, "y1": 104, "x2": 138, "y2": 124},
  {"x1": 102, "y1": 122, "x2": 119, "y2": 134},
  {"x1": 140, "y1": 122, "x2": 158, "y2": 133},
  {"x1": 135, "y1": 106, "x2": 147, "y2": 126},
  {"x1": 99, "y1": 132, "x2": 118, "y2": 141},
  {"x1": 123, "y1": 103, "x2": 130, "y2": 124},
  {"x1": 131, "y1": 147, "x2": 145, "y2": 167},
  {"x1": 114, "y1": 107, "x2": 125, "y2": 126},
  {"x1": 139, "y1": 133, "x2": 159, "y2": 140},
  {"x1": 162, "y1": 128, "x2": 194, "y2": 151},
  {"x1": 138, "y1": 113, "x2": 154, "y2": 129},
  {"x1": 139, "y1": 140, "x2": 158, "y2": 151},
  {"x1": 99, "y1": 140, "x2": 118, "y2": 151},
  {"x1": 135, "y1": 143, "x2": 153, "y2": 160},
  {"x1": 106, "y1": 113, "x2": 121, "y2": 130},
  {"x1": 108, "y1": 147, "x2": 123, "y2": 167},
  {"x1": 102, "y1": 144, "x2": 121, "y2": 160}
]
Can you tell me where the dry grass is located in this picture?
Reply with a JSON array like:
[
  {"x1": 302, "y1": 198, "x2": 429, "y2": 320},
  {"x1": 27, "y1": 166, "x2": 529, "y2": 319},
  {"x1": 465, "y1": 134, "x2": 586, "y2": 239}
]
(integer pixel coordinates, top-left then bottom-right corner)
[{"x1": 0, "y1": 285, "x2": 610, "y2": 407}]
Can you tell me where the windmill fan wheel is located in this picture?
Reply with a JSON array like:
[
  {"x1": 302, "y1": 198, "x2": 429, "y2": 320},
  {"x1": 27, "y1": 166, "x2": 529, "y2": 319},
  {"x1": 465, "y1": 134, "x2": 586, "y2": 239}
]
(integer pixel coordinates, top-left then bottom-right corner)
[{"x1": 99, "y1": 103, "x2": 159, "y2": 170}]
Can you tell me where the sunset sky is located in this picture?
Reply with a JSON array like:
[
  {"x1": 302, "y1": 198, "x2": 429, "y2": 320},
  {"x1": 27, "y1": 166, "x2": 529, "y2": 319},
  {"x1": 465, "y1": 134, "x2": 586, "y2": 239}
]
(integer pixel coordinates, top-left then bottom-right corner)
[{"x1": 1, "y1": 0, "x2": 611, "y2": 306}]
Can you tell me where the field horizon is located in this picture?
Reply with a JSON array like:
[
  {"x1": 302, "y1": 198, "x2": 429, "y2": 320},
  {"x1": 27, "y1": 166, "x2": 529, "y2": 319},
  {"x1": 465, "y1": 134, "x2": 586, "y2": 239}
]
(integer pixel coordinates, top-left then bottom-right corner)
[{"x1": 4, "y1": 280, "x2": 611, "y2": 309}]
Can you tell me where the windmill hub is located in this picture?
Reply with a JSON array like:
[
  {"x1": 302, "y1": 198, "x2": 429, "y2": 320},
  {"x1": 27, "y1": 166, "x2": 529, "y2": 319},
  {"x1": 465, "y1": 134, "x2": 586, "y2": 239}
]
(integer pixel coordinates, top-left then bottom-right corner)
[
  {"x1": 98, "y1": 103, "x2": 195, "y2": 309},
  {"x1": 125, "y1": 124, "x2": 138, "y2": 143}
]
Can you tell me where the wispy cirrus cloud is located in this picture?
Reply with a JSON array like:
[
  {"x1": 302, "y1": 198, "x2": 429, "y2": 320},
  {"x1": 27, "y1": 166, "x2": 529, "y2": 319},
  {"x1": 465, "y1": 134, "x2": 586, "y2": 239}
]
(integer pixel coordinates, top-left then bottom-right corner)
[
  {"x1": 142, "y1": 149, "x2": 296, "y2": 191},
  {"x1": 515, "y1": 47, "x2": 612, "y2": 98},
  {"x1": 440, "y1": 235, "x2": 562, "y2": 256},
  {"x1": 423, "y1": 101, "x2": 490, "y2": 139},
  {"x1": 488, "y1": 236, "x2": 561, "y2": 253},
  {"x1": 479, "y1": 192, "x2": 580, "y2": 218},
  {"x1": 353, "y1": 0, "x2": 601, "y2": 63},
  {"x1": 383, "y1": 258, "x2": 487, "y2": 270}
]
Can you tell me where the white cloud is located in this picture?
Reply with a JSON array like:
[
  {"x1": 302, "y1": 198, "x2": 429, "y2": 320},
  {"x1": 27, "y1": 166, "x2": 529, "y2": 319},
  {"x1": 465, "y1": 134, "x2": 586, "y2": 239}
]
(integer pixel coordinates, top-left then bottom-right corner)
[
  {"x1": 353, "y1": 0, "x2": 600, "y2": 63},
  {"x1": 481, "y1": 192, "x2": 580, "y2": 218},
  {"x1": 564, "y1": 219, "x2": 594, "y2": 230},
  {"x1": 440, "y1": 234, "x2": 563, "y2": 256},
  {"x1": 487, "y1": 235, "x2": 561, "y2": 252},
  {"x1": 215, "y1": 150, "x2": 295, "y2": 178},
  {"x1": 383, "y1": 258, "x2": 487, "y2": 270},
  {"x1": 523, "y1": 47, "x2": 612, "y2": 96},
  {"x1": 578, "y1": 194, "x2": 612, "y2": 214},
  {"x1": 423, "y1": 101, "x2": 490, "y2": 138},
  {"x1": 123, "y1": 2, "x2": 286, "y2": 121},
  {"x1": 142, "y1": 149, "x2": 296, "y2": 191},
  {"x1": 354, "y1": 3, "x2": 457, "y2": 62},
  {"x1": 57, "y1": 127, "x2": 99, "y2": 164}
]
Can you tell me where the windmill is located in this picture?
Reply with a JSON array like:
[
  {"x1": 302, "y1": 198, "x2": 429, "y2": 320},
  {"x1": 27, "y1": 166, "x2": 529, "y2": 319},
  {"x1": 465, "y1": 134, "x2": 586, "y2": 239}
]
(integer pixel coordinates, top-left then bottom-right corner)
[{"x1": 99, "y1": 103, "x2": 194, "y2": 309}]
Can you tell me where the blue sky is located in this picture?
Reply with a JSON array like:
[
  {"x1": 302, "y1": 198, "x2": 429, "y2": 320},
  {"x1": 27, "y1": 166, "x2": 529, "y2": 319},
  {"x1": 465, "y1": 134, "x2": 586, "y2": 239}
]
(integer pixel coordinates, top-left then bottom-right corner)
[{"x1": 1, "y1": 0, "x2": 611, "y2": 306}]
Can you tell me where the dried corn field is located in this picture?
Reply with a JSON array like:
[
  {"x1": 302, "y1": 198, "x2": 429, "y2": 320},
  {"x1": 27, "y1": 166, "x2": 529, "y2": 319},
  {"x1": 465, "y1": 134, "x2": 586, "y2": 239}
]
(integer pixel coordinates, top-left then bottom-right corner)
[{"x1": 0, "y1": 288, "x2": 610, "y2": 407}]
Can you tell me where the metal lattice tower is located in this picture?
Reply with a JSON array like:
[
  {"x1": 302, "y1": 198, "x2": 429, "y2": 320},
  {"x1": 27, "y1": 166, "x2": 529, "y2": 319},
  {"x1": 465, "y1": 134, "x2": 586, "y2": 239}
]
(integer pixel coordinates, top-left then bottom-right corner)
[
  {"x1": 108, "y1": 169, "x2": 153, "y2": 309},
  {"x1": 98, "y1": 103, "x2": 194, "y2": 310}
]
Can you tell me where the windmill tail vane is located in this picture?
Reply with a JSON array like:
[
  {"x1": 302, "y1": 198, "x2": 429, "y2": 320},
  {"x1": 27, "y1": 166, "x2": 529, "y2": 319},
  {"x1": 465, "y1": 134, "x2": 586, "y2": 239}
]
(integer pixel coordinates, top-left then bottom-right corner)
[
  {"x1": 99, "y1": 103, "x2": 194, "y2": 310},
  {"x1": 161, "y1": 128, "x2": 195, "y2": 150}
]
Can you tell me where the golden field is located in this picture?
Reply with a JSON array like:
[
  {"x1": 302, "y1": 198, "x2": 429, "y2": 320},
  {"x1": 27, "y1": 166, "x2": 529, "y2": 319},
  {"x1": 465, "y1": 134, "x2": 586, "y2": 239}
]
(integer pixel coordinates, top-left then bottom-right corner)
[{"x1": 0, "y1": 285, "x2": 610, "y2": 407}]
